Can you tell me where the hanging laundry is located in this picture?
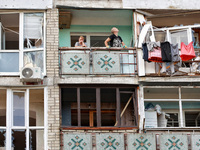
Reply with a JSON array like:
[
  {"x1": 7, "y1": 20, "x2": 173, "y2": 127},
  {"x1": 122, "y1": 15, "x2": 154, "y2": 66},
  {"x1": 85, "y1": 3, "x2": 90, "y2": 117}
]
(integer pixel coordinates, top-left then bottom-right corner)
[
  {"x1": 147, "y1": 41, "x2": 161, "y2": 51},
  {"x1": 148, "y1": 47, "x2": 162, "y2": 62},
  {"x1": 180, "y1": 42, "x2": 196, "y2": 61},
  {"x1": 161, "y1": 42, "x2": 172, "y2": 62},
  {"x1": 170, "y1": 43, "x2": 180, "y2": 62},
  {"x1": 142, "y1": 43, "x2": 150, "y2": 62}
]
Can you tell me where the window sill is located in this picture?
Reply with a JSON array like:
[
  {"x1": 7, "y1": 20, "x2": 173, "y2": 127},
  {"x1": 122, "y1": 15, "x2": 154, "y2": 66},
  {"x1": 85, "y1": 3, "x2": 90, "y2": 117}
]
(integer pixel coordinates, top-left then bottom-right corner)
[
  {"x1": 145, "y1": 127, "x2": 200, "y2": 131},
  {"x1": 61, "y1": 126, "x2": 138, "y2": 130}
]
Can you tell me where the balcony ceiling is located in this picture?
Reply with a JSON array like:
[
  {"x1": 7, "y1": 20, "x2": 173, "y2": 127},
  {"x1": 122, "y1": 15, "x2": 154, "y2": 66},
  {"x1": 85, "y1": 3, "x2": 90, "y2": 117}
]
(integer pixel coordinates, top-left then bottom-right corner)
[
  {"x1": 138, "y1": 9, "x2": 200, "y2": 27},
  {"x1": 64, "y1": 9, "x2": 132, "y2": 26}
]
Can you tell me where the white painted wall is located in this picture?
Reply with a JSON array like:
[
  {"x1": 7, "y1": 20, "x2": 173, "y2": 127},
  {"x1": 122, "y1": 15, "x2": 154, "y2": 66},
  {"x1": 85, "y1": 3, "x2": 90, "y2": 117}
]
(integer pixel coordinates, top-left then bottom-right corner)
[
  {"x1": 55, "y1": 0, "x2": 122, "y2": 8},
  {"x1": 123, "y1": 0, "x2": 200, "y2": 9},
  {"x1": 70, "y1": 10, "x2": 132, "y2": 26},
  {"x1": 0, "y1": 0, "x2": 52, "y2": 9}
]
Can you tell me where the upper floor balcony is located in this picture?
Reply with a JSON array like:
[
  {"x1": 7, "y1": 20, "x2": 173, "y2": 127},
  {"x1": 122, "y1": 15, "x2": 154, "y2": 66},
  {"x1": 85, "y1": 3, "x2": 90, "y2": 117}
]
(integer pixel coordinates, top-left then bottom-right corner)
[
  {"x1": 58, "y1": 8, "x2": 200, "y2": 81},
  {"x1": 59, "y1": 47, "x2": 137, "y2": 77}
]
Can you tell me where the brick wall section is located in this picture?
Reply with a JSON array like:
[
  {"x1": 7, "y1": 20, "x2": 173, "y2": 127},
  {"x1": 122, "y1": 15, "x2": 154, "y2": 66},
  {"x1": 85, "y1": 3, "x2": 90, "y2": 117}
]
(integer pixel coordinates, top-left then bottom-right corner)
[{"x1": 46, "y1": 8, "x2": 60, "y2": 150}]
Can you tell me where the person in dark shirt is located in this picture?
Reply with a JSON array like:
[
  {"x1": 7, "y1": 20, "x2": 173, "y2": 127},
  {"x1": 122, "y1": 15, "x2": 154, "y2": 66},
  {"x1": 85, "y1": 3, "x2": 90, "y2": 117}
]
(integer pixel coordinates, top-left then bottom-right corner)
[{"x1": 104, "y1": 27, "x2": 127, "y2": 48}]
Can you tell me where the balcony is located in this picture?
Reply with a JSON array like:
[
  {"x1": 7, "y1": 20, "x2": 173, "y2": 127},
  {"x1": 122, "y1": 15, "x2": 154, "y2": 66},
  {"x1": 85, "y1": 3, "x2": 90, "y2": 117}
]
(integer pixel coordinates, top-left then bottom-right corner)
[
  {"x1": 59, "y1": 47, "x2": 137, "y2": 76},
  {"x1": 139, "y1": 48, "x2": 200, "y2": 78}
]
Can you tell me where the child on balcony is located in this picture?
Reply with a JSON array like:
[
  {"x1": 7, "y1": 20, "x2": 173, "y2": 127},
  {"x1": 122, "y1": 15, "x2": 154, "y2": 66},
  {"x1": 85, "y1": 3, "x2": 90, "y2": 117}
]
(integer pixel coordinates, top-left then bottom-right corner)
[
  {"x1": 104, "y1": 27, "x2": 127, "y2": 48},
  {"x1": 75, "y1": 36, "x2": 88, "y2": 47}
]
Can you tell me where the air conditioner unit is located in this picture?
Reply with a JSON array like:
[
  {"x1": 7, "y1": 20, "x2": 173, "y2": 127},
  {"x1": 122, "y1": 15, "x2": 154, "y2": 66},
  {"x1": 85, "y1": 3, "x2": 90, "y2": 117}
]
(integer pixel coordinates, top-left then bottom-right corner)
[{"x1": 20, "y1": 67, "x2": 43, "y2": 82}]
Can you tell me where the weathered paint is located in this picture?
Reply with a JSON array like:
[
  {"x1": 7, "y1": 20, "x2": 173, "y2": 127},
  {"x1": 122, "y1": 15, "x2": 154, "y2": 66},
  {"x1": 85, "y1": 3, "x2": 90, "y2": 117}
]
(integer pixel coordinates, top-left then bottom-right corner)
[
  {"x1": 55, "y1": 0, "x2": 122, "y2": 8},
  {"x1": 59, "y1": 25, "x2": 133, "y2": 47},
  {"x1": 0, "y1": 0, "x2": 52, "y2": 9},
  {"x1": 123, "y1": 0, "x2": 200, "y2": 9}
]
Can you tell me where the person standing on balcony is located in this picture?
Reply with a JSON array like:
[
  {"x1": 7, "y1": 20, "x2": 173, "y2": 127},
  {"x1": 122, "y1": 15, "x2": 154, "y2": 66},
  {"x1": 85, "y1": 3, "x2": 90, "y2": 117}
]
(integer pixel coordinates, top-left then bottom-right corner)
[
  {"x1": 104, "y1": 27, "x2": 127, "y2": 48},
  {"x1": 75, "y1": 36, "x2": 88, "y2": 47}
]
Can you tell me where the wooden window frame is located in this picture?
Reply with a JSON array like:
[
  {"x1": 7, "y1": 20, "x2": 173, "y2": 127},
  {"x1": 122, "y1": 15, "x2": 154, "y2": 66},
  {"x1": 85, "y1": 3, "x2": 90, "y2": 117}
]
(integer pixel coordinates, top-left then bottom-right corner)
[{"x1": 61, "y1": 86, "x2": 139, "y2": 129}]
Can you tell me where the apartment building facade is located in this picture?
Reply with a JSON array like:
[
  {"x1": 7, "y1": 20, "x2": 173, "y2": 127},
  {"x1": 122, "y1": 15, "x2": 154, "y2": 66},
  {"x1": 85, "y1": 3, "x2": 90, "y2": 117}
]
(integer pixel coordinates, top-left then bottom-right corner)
[{"x1": 0, "y1": 0, "x2": 200, "y2": 149}]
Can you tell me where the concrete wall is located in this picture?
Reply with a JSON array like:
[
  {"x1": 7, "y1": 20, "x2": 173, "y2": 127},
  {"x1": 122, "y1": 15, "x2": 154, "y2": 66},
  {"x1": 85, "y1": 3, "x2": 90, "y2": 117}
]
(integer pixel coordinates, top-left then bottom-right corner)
[
  {"x1": 55, "y1": 0, "x2": 200, "y2": 10},
  {"x1": 55, "y1": 0, "x2": 122, "y2": 8},
  {"x1": 0, "y1": 0, "x2": 52, "y2": 9},
  {"x1": 123, "y1": 0, "x2": 200, "y2": 9}
]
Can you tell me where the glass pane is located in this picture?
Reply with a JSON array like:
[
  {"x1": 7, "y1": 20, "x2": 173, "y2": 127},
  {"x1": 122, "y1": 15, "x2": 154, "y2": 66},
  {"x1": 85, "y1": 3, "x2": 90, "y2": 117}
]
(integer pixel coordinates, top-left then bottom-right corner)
[
  {"x1": 80, "y1": 88, "x2": 96, "y2": 127},
  {"x1": 144, "y1": 88, "x2": 179, "y2": 99},
  {"x1": 121, "y1": 54, "x2": 135, "y2": 74},
  {"x1": 182, "y1": 101, "x2": 200, "y2": 127},
  {"x1": 29, "y1": 89, "x2": 44, "y2": 126},
  {"x1": 101, "y1": 88, "x2": 116, "y2": 126},
  {"x1": 24, "y1": 51, "x2": 44, "y2": 72},
  {"x1": 184, "y1": 111, "x2": 200, "y2": 127},
  {"x1": 62, "y1": 88, "x2": 77, "y2": 126},
  {"x1": 90, "y1": 36, "x2": 108, "y2": 47},
  {"x1": 167, "y1": 113, "x2": 179, "y2": 127},
  {"x1": 155, "y1": 31, "x2": 166, "y2": 42},
  {"x1": 0, "y1": 89, "x2": 6, "y2": 126},
  {"x1": 24, "y1": 13, "x2": 44, "y2": 49},
  {"x1": 30, "y1": 130, "x2": 44, "y2": 150},
  {"x1": 181, "y1": 88, "x2": 200, "y2": 99},
  {"x1": 13, "y1": 92, "x2": 25, "y2": 126},
  {"x1": 171, "y1": 30, "x2": 188, "y2": 48},
  {"x1": 0, "y1": 52, "x2": 19, "y2": 72},
  {"x1": 0, "y1": 13, "x2": 19, "y2": 50},
  {"x1": 192, "y1": 28, "x2": 200, "y2": 48},
  {"x1": 144, "y1": 102, "x2": 179, "y2": 127},
  {"x1": 182, "y1": 101, "x2": 200, "y2": 109},
  {"x1": 71, "y1": 36, "x2": 86, "y2": 47},
  {"x1": 0, "y1": 129, "x2": 6, "y2": 148},
  {"x1": 12, "y1": 130, "x2": 26, "y2": 149}
]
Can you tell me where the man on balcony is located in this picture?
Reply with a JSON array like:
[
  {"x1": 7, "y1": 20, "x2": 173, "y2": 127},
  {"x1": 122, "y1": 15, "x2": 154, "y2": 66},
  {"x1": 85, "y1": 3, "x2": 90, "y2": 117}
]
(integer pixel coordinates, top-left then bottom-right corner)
[
  {"x1": 104, "y1": 27, "x2": 127, "y2": 48},
  {"x1": 75, "y1": 36, "x2": 88, "y2": 47}
]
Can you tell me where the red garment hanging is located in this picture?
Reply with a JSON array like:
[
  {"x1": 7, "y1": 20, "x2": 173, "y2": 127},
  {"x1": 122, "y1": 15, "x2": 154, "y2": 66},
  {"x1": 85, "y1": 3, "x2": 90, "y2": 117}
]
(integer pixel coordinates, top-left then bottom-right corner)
[
  {"x1": 180, "y1": 42, "x2": 196, "y2": 61},
  {"x1": 148, "y1": 47, "x2": 163, "y2": 62}
]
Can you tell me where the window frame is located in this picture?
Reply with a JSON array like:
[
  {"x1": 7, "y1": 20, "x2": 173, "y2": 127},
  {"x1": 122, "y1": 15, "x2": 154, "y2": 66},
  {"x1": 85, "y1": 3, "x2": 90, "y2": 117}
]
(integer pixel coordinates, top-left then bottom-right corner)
[
  {"x1": 61, "y1": 86, "x2": 138, "y2": 129},
  {"x1": 70, "y1": 32, "x2": 110, "y2": 47},
  {"x1": 0, "y1": 87, "x2": 48, "y2": 150},
  {"x1": 0, "y1": 11, "x2": 46, "y2": 76},
  {"x1": 143, "y1": 86, "x2": 200, "y2": 129}
]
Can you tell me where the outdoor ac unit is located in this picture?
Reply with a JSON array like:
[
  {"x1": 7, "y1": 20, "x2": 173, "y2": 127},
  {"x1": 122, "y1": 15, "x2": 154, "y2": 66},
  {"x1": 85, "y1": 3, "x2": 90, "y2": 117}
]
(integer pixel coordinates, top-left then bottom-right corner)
[{"x1": 20, "y1": 67, "x2": 43, "y2": 82}]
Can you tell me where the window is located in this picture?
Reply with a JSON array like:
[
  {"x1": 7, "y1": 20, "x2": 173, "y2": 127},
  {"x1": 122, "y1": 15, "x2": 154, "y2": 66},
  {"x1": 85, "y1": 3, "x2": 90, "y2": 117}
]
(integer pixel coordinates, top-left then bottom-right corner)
[
  {"x1": 0, "y1": 12, "x2": 45, "y2": 75},
  {"x1": 170, "y1": 30, "x2": 189, "y2": 48},
  {"x1": 0, "y1": 88, "x2": 47, "y2": 149},
  {"x1": 61, "y1": 87, "x2": 138, "y2": 128},
  {"x1": 70, "y1": 33, "x2": 109, "y2": 47},
  {"x1": 143, "y1": 87, "x2": 200, "y2": 128},
  {"x1": 144, "y1": 101, "x2": 180, "y2": 127}
]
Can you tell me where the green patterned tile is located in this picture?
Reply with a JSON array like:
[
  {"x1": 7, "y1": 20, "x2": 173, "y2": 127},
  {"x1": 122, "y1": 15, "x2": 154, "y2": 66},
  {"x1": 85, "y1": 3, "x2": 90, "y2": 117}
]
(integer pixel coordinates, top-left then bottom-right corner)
[
  {"x1": 160, "y1": 134, "x2": 188, "y2": 150},
  {"x1": 93, "y1": 52, "x2": 120, "y2": 74},
  {"x1": 96, "y1": 133, "x2": 124, "y2": 150},
  {"x1": 127, "y1": 134, "x2": 156, "y2": 150},
  {"x1": 63, "y1": 133, "x2": 92, "y2": 150},
  {"x1": 191, "y1": 135, "x2": 200, "y2": 150},
  {"x1": 61, "y1": 52, "x2": 90, "y2": 74}
]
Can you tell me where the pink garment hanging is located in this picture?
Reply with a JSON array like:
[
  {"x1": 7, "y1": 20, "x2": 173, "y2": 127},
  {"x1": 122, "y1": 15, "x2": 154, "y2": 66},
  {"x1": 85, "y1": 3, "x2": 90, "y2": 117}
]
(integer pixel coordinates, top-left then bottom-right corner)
[
  {"x1": 180, "y1": 42, "x2": 196, "y2": 61},
  {"x1": 148, "y1": 47, "x2": 163, "y2": 62}
]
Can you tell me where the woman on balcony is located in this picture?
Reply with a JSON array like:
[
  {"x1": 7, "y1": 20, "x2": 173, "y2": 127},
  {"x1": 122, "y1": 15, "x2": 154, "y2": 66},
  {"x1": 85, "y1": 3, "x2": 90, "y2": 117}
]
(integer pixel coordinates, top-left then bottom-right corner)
[
  {"x1": 75, "y1": 36, "x2": 88, "y2": 47},
  {"x1": 104, "y1": 27, "x2": 127, "y2": 48}
]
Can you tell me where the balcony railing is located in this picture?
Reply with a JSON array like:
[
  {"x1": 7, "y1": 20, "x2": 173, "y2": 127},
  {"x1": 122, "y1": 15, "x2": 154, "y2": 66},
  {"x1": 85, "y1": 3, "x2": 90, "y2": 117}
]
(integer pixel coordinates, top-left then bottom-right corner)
[{"x1": 59, "y1": 47, "x2": 137, "y2": 76}]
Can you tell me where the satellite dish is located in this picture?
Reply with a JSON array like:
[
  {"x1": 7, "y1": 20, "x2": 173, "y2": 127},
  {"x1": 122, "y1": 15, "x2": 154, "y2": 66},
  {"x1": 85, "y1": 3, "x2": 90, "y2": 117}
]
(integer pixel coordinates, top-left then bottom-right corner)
[{"x1": 22, "y1": 68, "x2": 33, "y2": 78}]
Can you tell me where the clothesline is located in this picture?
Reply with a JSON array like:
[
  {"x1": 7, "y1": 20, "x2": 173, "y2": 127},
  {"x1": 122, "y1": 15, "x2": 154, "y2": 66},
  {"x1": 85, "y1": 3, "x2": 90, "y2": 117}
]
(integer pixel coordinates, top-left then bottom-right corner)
[{"x1": 142, "y1": 41, "x2": 196, "y2": 63}]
